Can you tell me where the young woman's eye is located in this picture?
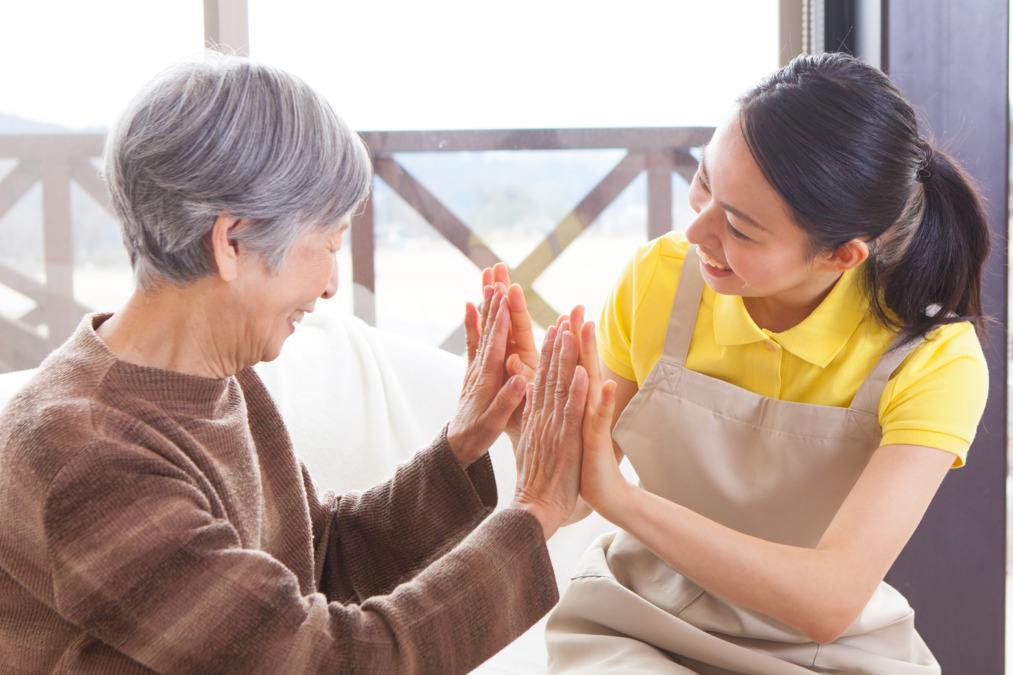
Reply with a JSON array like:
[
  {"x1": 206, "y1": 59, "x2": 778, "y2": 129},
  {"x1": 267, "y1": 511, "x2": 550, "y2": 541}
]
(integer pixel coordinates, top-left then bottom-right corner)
[{"x1": 727, "y1": 222, "x2": 751, "y2": 241}]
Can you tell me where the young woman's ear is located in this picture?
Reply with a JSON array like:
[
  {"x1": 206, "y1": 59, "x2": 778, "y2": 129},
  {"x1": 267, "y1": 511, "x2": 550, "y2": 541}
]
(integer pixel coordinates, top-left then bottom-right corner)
[
  {"x1": 822, "y1": 238, "x2": 869, "y2": 272},
  {"x1": 210, "y1": 216, "x2": 244, "y2": 282}
]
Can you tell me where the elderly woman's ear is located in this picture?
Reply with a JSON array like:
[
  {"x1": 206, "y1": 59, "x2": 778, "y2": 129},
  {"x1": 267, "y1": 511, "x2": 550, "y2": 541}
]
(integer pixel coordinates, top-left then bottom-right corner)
[{"x1": 210, "y1": 215, "x2": 246, "y2": 282}]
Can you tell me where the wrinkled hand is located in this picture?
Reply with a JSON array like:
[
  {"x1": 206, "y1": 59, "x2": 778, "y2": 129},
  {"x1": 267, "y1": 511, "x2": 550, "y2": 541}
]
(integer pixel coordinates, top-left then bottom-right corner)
[
  {"x1": 468, "y1": 264, "x2": 540, "y2": 445},
  {"x1": 448, "y1": 283, "x2": 527, "y2": 467},
  {"x1": 510, "y1": 324, "x2": 588, "y2": 540},
  {"x1": 482, "y1": 263, "x2": 539, "y2": 383}
]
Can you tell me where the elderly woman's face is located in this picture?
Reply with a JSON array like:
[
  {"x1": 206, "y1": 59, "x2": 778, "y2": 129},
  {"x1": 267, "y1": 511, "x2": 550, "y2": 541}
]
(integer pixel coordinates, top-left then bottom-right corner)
[{"x1": 231, "y1": 217, "x2": 349, "y2": 366}]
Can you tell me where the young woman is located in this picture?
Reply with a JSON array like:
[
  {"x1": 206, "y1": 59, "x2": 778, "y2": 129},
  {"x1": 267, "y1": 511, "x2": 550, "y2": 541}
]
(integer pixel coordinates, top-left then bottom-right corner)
[{"x1": 544, "y1": 52, "x2": 991, "y2": 673}]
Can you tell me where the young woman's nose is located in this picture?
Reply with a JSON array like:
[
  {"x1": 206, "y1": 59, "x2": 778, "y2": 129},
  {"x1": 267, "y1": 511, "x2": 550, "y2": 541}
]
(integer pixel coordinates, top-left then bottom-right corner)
[{"x1": 685, "y1": 205, "x2": 722, "y2": 247}]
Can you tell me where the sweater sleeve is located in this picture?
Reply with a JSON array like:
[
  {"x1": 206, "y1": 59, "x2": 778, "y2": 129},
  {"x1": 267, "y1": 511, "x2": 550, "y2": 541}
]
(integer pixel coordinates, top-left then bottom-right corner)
[
  {"x1": 44, "y1": 440, "x2": 557, "y2": 674},
  {"x1": 312, "y1": 426, "x2": 503, "y2": 602}
]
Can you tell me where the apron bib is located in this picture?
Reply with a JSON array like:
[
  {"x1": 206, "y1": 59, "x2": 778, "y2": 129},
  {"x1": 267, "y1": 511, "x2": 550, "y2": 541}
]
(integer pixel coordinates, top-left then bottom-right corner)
[{"x1": 545, "y1": 246, "x2": 939, "y2": 674}]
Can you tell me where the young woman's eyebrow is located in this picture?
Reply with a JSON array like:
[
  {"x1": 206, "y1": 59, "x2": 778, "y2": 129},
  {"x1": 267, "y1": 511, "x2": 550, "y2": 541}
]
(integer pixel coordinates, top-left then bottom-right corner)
[{"x1": 697, "y1": 150, "x2": 768, "y2": 232}]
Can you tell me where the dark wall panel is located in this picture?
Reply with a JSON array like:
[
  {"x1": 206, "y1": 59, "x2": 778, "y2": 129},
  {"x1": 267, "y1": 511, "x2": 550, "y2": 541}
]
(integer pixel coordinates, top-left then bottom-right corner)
[{"x1": 883, "y1": 2, "x2": 1008, "y2": 673}]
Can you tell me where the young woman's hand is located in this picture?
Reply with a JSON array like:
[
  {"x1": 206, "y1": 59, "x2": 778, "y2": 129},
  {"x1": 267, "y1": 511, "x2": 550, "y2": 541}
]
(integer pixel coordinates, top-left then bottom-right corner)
[{"x1": 574, "y1": 321, "x2": 624, "y2": 520}]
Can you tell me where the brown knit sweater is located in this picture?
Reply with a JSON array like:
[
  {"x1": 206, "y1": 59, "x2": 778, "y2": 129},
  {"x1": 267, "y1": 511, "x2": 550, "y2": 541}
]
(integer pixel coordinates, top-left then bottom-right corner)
[{"x1": 0, "y1": 315, "x2": 557, "y2": 673}]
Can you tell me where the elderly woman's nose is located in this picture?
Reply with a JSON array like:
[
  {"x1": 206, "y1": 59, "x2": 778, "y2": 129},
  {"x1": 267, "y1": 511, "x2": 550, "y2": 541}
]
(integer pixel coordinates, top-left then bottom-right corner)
[{"x1": 321, "y1": 257, "x2": 339, "y2": 299}]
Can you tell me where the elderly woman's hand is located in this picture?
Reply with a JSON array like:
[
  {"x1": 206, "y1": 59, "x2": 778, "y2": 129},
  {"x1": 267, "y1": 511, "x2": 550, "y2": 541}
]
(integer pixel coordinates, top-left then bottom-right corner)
[
  {"x1": 509, "y1": 323, "x2": 588, "y2": 540},
  {"x1": 447, "y1": 283, "x2": 527, "y2": 467},
  {"x1": 473, "y1": 264, "x2": 592, "y2": 447},
  {"x1": 472, "y1": 265, "x2": 538, "y2": 446},
  {"x1": 480, "y1": 264, "x2": 539, "y2": 383}
]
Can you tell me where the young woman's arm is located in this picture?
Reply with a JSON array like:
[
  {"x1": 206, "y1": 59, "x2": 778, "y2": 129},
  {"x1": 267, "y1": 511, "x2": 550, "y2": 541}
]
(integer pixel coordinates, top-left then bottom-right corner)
[{"x1": 581, "y1": 357, "x2": 953, "y2": 645}]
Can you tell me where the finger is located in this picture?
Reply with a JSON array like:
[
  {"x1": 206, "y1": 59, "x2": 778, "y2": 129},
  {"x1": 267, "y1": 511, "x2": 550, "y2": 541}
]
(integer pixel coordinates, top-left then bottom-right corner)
[
  {"x1": 506, "y1": 284, "x2": 538, "y2": 364},
  {"x1": 505, "y1": 353, "x2": 535, "y2": 382},
  {"x1": 550, "y1": 320, "x2": 571, "y2": 388},
  {"x1": 466, "y1": 285, "x2": 496, "y2": 385},
  {"x1": 521, "y1": 381, "x2": 535, "y2": 428},
  {"x1": 586, "y1": 379, "x2": 616, "y2": 441},
  {"x1": 479, "y1": 290, "x2": 511, "y2": 376},
  {"x1": 516, "y1": 381, "x2": 536, "y2": 474},
  {"x1": 468, "y1": 288, "x2": 510, "y2": 399},
  {"x1": 493, "y1": 262, "x2": 511, "y2": 288},
  {"x1": 544, "y1": 322, "x2": 568, "y2": 413},
  {"x1": 477, "y1": 374, "x2": 527, "y2": 450},
  {"x1": 562, "y1": 365, "x2": 590, "y2": 443},
  {"x1": 568, "y1": 305, "x2": 585, "y2": 345},
  {"x1": 482, "y1": 267, "x2": 494, "y2": 289},
  {"x1": 477, "y1": 284, "x2": 494, "y2": 342},
  {"x1": 553, "y1": 330, "x2": 579, "y2": 420},
  {"x1": 464, "y1": 302, "x2": 480, "y2": 364},
  {"x1": 478, "y1": 284, "x2": 505, "y2": 354},
  {"x1": 531, "y1": 325, "x2": 557, "y2": 412},
  {"x1": 579, "y1": 321, "x2": 602, "y2": 408}
]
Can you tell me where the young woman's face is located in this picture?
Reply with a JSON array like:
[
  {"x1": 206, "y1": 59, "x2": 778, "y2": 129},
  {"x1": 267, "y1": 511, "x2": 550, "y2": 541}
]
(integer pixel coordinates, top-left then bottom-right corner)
[{"x1": 685, "y1": 115, "x2": 840, "y2": 318}]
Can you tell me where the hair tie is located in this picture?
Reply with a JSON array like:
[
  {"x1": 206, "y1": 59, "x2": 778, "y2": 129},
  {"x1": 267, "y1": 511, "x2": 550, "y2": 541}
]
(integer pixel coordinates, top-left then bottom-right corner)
[{"x1": 917, "y1": 139, "x2": 935, "y2": 183}]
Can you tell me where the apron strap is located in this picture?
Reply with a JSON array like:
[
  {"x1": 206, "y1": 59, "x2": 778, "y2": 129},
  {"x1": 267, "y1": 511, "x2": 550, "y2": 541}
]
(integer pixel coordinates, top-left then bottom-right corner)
[
  {"x1": 662, "y1": 244, "x2": 920, "y2": 417},
  {"x1": 661, "y1": 245, "x2": 706, "y2": 366},
  {"x1": 849, "y1": 333, "x2": 922, "y2": 414}
]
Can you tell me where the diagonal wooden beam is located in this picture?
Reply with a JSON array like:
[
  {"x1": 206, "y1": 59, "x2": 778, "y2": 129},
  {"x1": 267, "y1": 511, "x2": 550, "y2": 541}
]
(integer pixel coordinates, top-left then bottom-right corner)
[
  {"x1": 506, "y1": 152, "x2": 647, "y2": 327},
  {"x1": 512, "y1": 152, "x2": 647, "y2": 289},
  {"x1": 69, "y1": 157, "x2": 111, "y2": 211},
  {"x1": 372, "y1": 157, "x2": 501, "y2": 270},
  {"x1": 0, "y1": 161, "x2": 39, "y2": 219},
  {"x1": 0, "y1": 261, "x2": 49, "y2": 306},
  {"x1": 0, "y1": 260, "x2": 89, "y2": 316},
  {"x1": 0, "y1": 314, "x2": 50, "y2": 373},
  {"x1": 673, "y1": 148, "x2": 699, "y2": 184}
]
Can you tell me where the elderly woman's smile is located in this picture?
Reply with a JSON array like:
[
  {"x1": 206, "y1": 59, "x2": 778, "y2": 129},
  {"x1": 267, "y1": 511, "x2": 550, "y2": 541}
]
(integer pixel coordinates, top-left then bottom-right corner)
[{"x1": 227, "y1": 218, "x2": 348, "y2": 367}]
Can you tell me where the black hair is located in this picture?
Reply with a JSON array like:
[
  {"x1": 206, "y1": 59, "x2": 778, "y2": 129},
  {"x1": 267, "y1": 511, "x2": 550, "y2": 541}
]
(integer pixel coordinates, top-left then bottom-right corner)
[{"x1": 737, "y1": 52, "x2": 990, "y2": 345}]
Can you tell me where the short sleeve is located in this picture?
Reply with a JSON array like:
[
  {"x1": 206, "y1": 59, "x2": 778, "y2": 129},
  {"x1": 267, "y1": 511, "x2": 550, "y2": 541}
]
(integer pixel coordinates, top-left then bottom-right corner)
[
  {"x1": 879, "y1": 322, "x2": 989, "y2": 467},
  {"x1": 597, "y1": 234, "x2": 690, "y2": 384},
  {"x1": 597, "y1": 250, "x2": 639, "y2": 381}
]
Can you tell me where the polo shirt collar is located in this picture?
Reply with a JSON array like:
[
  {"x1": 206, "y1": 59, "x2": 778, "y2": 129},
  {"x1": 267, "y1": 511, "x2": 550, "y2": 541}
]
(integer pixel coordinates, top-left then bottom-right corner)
[{"x1": 711, "y1": 265, "x2": 867, "y2": 368}]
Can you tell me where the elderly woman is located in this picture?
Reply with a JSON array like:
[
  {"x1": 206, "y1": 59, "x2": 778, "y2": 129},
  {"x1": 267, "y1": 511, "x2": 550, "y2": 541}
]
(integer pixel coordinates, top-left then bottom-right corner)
[{"x1": 0, "y1": 54, "x2": 593, "y2": 673}]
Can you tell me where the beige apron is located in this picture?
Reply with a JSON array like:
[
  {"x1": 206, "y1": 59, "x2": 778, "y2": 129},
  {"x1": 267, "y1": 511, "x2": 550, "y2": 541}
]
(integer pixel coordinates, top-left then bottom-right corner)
[{"x1": 545, "y1": 246, "x2": 939, "y2": 674}]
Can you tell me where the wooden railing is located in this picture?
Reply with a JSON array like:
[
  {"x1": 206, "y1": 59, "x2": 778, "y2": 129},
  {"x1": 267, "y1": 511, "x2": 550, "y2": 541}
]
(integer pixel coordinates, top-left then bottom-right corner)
[
  {"x1": 356, "y1": 128, "x2": 712, "y2": 352},
  {"x1": 0, "y1": 135, "x2": 102, "y2": 372},
  {"x1": 0, "y1": 127, "x2": 713, "y2": 372}
]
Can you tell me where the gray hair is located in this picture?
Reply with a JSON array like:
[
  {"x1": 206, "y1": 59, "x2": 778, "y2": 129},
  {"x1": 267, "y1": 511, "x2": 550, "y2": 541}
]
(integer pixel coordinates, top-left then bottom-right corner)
[{"x1": 103, "y1": 51, "x2": 372, "y2": 290}]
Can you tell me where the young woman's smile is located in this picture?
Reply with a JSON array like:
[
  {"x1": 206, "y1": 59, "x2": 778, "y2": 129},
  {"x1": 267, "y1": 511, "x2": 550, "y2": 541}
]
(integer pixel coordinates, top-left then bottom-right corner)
[{"x1": 685, "y1": 115, "x2": 849, "y2": 331}]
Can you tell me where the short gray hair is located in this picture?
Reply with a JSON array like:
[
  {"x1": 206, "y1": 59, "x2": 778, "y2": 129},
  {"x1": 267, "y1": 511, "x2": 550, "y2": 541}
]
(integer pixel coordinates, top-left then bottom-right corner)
[{"x1": 103, "y1": 52, "x2": 372, "y2": 290}]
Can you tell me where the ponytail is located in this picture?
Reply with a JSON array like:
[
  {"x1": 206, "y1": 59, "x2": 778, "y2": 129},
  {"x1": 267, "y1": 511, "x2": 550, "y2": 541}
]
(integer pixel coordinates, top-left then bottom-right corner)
[
  {"x1": 864, "y1": 145, "x2": 991, "y2": 345},
  {"x1": 738, "y1": 53, "x2": 991, "y2": 347}
]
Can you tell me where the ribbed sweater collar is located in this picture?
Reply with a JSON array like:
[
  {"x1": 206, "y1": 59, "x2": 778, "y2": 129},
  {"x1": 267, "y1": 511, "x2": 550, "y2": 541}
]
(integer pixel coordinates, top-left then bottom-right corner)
[{"x1": 69, "y1": 313, "x2": 235, "y2": 420}]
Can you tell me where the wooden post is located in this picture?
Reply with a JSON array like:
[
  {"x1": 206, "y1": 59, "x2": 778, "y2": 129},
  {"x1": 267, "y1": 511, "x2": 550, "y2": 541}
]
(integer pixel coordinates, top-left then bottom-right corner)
[
  {"x1": 351, "y1": 190, "x2": 376, "y2": 326},
  {"x1": 40, "y1": 159, "x2": 79, "y2": 349},
  {"x1": 646, "y1": 151, "x2": 674, "y2": 240}
]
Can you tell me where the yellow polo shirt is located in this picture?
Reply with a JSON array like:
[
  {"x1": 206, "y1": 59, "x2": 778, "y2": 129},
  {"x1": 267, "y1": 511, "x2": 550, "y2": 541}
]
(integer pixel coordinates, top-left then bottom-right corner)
[{"x1": 598, "y1": 234, "x2": 988, "y2": 466}]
